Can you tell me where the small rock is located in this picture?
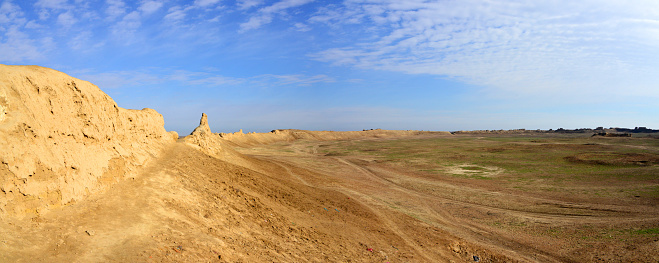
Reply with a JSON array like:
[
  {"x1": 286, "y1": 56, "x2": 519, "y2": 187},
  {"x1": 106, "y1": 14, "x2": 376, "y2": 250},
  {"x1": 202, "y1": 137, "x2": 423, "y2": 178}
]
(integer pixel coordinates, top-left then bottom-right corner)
[
  {"x1": 451, "y1": 244, "x2": 460, "y2": 253},
  {"x1": 473, "y1": 255, "x2": 480, "y2": 262},
  {"x1": 85, "y1": 230, "x2": 95, "y2": 236}
]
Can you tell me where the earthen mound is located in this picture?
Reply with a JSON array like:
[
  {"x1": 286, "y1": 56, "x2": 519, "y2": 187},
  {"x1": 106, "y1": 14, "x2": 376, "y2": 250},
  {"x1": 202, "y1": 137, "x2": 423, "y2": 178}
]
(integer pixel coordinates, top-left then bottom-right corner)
[
  {"x1": 183, "y1": 113, "x2": 224, "y2": 158},
  {"x1": 0, "y1": 65, "x2": 177, "y2": 218},
  {"x1": 219, "y1": 128, "x2": 450, "y2": 147}
]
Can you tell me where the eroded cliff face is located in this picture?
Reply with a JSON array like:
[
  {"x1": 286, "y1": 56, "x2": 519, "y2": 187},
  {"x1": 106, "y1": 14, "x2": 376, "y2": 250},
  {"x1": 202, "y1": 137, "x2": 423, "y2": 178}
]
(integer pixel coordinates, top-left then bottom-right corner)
[{"x1": 0, "y1": 65, "x2": 177, "y2": 218}]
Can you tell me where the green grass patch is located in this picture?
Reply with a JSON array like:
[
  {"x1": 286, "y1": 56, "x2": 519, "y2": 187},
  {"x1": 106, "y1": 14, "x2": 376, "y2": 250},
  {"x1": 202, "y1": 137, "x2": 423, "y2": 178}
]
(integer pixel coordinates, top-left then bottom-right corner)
[{"x1": 632, "y1": 228, "x2": 659, "y2": 235}]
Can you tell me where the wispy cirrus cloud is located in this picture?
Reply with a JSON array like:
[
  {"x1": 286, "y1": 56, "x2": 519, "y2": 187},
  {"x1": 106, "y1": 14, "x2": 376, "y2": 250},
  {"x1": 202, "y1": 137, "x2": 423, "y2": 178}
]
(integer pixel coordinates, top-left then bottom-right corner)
[
  {"x1": 194, "y1": 0, "x2": 222, "y2": 8},
  {"x1": 239, "y1": 0, "x2": 314, "y2": 32},
  {"x1": 0, "y1": 26, "x2": 44, "y2": 62},
  {"x1": 56, "y1": 11, "x2": 76, "y2": 27},
  {"x1": 167, "y1": 70, "x2": 245, "y2": 86},
  {"x1": 310, "y1": 0, "x2": 659, "y2": 97},
  {"x1": 111, "y1": 11, "x2": 141, "y2": 40},
  {"x1": 163, "y1": 5, "x2": 187, "y2": 23},
  {"x1": 75, "y1": 70, "x2": 165, "y2": 89},
  {"x1": 76, "y1": 68, "x2": 336, "y2": 90},
  {"x1": 35, "y1": 0, "x2": 70, "y2": 10},
  {"x1": 0, "y1": 0, "x2": 24, "y2": 25},
  {"x1": 139, "y1": 1, "x2": 163, "y2": 15},
  {"x1": 105, "y1": 0, "x2": 127, "y2": 21},
  {"x1": 237, "y1": 0, "x2": 264, "y2": 10},
  {"x1": 253, "y1": 74, "x2": 335, "y2": 86},
  {"x1": 0, "y1": 2, "x2": 45, "y2": 62}
]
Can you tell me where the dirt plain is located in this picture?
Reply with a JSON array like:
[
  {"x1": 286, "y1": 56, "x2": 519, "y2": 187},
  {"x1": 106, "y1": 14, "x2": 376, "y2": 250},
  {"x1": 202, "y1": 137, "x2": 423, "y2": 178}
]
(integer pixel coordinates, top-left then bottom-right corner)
[
  {"x1": 4, "y1": 131, "x2": 658, "y2": 262},
  {"x1": 2, "y1": 65, "x2": 658, "y2": 262},
  {"x1": 225, "y1": 132, "x2": 659, "y2": 262}
]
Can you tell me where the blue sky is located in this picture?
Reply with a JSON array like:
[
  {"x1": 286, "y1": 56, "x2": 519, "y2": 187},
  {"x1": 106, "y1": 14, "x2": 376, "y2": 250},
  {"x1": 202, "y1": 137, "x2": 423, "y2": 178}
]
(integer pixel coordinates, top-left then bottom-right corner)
[{"x1": 1, "y1": 0, "x2": 658, "y2": 134}]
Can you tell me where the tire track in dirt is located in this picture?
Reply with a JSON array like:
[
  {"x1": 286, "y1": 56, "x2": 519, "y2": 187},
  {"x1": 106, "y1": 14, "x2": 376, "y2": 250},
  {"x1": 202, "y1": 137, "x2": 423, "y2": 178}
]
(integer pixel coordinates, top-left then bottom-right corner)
[
  {"x1": 329, "y1": 157, "x2": 583, "y2": 262},
  {"x1": 339, "y1": 157, "x2": 653, "y2": 222},
  {"x1": 334, "y1": 189, "x2": 444, "y2": 262},
  {"x1": 251, "y1": 153, "x2": 551, "y2": 262},
  {"x1": 331, "y1": 157, "x2": 541, "y2": 258},
  {"x1": 243, "y1": 154, "x2": 460, "y2": 261}
]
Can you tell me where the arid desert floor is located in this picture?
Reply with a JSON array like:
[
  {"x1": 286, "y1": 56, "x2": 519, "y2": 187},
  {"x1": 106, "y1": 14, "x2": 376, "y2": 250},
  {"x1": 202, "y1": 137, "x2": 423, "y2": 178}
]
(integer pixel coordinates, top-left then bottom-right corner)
[
  {"x1": 226, "y1": 132, "x2": 659, "y2": 262},
  {"x1": 1, "y1": 65, "x2": 658, "y2": 262},
  {"x1": 3, "y1": 131, "x2": 658, "y2": 262}
]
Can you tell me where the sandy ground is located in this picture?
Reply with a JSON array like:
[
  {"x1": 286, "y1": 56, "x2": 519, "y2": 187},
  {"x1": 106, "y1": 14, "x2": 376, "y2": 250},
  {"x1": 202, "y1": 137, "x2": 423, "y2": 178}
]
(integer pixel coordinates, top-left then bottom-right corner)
[
  {"x1": 233, "y1": 135, "x2": 659, "y2": 262},
  {"x1": 5, "y1": 65, "x2": 654, "y2": 262},
  {"x1": 1, "y1": 139, "x2": 497, "y2": 262},
  {"x1": 2, "y1": 134, "x2": 657, "y2": 262}
]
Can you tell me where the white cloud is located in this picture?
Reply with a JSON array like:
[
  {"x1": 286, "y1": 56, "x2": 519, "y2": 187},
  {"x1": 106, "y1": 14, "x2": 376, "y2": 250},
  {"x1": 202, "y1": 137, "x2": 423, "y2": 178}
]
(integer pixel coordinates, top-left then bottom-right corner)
[
  {"x1": 309, "y1": 5, "x2": 339, "y2": 23},
  {"x1": 188, "y1": 75, "x2": 243, "y2": 86},
  {"x1": 77, "y1": 71, "x2": 163, "y2": 89},
  {"x1": 207, "y1": 15, "x2": 221, "y2": 22},
  {"x1": 35, "y1": 0, "x2": 70, "y2": 9},
  {"x1": 165, "y1": 70, "x2": 333, "y2": 87},
  {"x1": 111, "y1": 11, "x2": 141, "y2": 42},
  {"x1": 78, "y1": 68, "x2": 337, "y2": 91},
  {"x1": 194, "y1": 0, "x2": 221, "y2": 8},
  {"x1": 253, "y1": 74, "x2": 335, "y2": 86},
  {"x1": 24, "y1": 20, "x2": 43, "y2": 28},
  {"x1": 105, "y1": 0, "x2": 126, "y2": 21},
  {"x1": 259, "y1": 0, "x2": 314, "y2": 14},
  {"x1": 293, "y1": 22, "x2": 310, "y2": 31},
  {"x1": 139, "y1": 1, "x2": 163, "y2": 15},
  {"x1": 237, "y1": 0, "x2": 263, "y2": 10},
  {"x1": 0, "y1": 1, "x2": 23, "y2": 25},
  {"x1": 310, "y1": 48, "x2": 361, "y2": 65},
  {"x1": 36, "y1": 9, "x2": 49, "y2": 20},
  {"x1": 240, "y1": 0, "x2": 314, "y2": 31},
  {"x1": 164, "y1": 6, "x2": 186, "y2": 22},
  {"x1": 166, "y1": 70, "x2": 242, "y2": 86},
  {"x1": 311, "y1": 0, "x2": 659, "y2": 97},
  {"x1": 40, "y1": 36, "x2": 55, "y2": 51},
  {"x1": 68, "y1": 30, "x2": 92, "y2": 50},
  {"x1": 56, "y1": 11, "x2": 76, "y2": 27},
  {"x1": 240, "y1": 15, "x2": 271, "y2": 31},
  {"x1": 0, "y1": 26, "x2": 42, "y2": 62}
]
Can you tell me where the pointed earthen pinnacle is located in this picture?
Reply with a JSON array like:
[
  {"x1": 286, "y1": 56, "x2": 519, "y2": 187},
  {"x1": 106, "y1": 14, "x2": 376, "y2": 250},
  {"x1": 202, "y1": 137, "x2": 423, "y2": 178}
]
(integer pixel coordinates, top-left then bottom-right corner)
[
  {"x1": 189, "y1": 113, "x2": 211, "y2": 136},
  {"x1": 200, "y1": 113, "x2": 209, "y2": 128}
]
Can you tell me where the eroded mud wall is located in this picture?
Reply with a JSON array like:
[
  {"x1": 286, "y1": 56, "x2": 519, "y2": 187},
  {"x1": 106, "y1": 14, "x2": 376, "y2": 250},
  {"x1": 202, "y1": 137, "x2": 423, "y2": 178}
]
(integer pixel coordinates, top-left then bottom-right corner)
[{"x1": 0, "y1": 65, "x2": 177, "y2": 217}]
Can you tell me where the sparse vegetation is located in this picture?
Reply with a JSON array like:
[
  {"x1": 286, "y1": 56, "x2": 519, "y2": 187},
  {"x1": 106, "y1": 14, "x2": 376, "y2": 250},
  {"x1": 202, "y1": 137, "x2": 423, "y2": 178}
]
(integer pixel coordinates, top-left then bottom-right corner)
[
  {"x1": 633, "y1": 228, "x2": 659, "y2": 235},
  {"x1": 319, "y1": 134, "x2": 659, "y2": 201}
]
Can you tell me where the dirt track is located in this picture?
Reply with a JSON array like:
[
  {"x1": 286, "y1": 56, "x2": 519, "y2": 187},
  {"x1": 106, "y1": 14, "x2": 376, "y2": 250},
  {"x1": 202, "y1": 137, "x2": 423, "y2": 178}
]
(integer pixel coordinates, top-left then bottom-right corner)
[{"x1": 2, "y1": 134, "x2": 658, "y2": 262}]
